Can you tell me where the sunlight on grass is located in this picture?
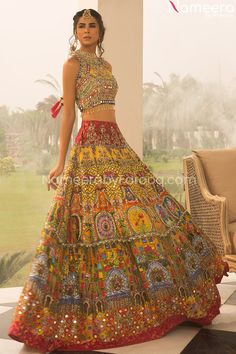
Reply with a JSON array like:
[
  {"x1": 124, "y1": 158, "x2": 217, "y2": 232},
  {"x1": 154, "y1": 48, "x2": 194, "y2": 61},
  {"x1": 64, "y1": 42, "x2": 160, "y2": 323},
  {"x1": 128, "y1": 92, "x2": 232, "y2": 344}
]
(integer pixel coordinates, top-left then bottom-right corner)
[
  {"x1": 143, "y1": 157, "x2": 185, "y2": 204},
  {"x1": 0, "y1": 169, "x2": 53, "y2": 254}
]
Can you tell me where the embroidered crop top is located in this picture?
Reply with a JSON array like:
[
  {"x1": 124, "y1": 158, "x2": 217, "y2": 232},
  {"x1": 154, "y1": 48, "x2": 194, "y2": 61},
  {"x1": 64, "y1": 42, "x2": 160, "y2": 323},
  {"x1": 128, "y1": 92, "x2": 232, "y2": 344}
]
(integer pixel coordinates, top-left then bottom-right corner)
[{"x1": 71, "y1": 49, "x2": 119, "y2": 115}]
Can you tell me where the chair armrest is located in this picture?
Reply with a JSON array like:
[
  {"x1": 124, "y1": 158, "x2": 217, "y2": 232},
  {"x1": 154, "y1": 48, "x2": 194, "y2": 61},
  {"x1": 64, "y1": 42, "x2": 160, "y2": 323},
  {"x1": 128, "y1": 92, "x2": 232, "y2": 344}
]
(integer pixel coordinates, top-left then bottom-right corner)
[{"x1": 183, "y1": 154, "x2": 232, "y2": 255}]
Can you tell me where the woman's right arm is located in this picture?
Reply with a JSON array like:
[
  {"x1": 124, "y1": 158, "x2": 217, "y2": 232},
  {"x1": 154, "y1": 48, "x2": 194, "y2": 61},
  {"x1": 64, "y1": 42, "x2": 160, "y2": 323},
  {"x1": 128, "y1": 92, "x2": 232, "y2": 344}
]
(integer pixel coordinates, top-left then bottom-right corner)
[
  {"x1": 57, "y1": 56, "x2": 80, "y2": 167},
  {"x1": 47, "y1": 56, "x2": 80, "y2": 191}
]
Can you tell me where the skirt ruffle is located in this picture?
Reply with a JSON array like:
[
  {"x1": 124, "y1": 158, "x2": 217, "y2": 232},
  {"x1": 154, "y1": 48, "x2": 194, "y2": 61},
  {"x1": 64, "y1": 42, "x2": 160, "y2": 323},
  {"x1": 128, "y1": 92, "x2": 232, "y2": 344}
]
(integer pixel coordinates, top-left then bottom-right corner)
[{"x1": 8, "y1": 119, "x2": 229, "y2": 353}]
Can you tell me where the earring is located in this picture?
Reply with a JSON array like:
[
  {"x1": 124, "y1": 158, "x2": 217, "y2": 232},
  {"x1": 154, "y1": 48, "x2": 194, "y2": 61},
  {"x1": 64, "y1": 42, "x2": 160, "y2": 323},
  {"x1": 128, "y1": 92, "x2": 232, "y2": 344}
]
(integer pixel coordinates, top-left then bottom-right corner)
[{"x1": 71, "y1": 36, "x2": 78, "y2": 51}]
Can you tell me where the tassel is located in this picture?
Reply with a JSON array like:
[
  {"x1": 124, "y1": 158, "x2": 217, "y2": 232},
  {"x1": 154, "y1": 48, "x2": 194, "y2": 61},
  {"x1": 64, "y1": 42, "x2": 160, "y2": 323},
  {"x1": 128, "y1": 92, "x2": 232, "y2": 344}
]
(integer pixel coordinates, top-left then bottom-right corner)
[{"x1": 50, "y1": 97, "x2": 63, "y2": 119}]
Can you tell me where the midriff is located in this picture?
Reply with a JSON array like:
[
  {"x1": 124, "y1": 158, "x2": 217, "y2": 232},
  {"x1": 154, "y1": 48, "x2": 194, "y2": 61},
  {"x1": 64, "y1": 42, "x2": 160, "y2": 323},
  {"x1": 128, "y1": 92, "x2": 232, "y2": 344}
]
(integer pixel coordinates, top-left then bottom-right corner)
[{"x1": 81, "y1": 104, "x2": 117, "y2": 123}]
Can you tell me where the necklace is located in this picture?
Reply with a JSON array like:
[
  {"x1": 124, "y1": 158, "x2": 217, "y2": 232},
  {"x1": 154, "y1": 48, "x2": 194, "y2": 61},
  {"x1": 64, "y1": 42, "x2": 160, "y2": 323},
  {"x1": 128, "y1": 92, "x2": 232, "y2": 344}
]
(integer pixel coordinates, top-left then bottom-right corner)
[{"x1": 77, "y1": 48, "x2": 99, "y2": 59}]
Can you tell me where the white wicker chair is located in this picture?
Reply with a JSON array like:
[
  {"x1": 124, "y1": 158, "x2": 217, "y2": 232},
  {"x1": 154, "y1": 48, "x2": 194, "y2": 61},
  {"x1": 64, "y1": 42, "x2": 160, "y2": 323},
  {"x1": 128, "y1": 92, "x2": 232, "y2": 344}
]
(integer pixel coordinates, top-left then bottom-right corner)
[{"x1": 183, "y1": 148, "x2": 236, "y2": 272}]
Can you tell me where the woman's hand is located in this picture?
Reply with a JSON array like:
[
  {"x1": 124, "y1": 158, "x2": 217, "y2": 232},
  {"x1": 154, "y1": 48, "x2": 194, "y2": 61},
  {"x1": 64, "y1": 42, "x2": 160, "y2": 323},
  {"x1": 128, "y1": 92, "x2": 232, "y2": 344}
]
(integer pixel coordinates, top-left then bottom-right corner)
[{"x1": 47, "y1": 162, "x2": 65, "y2": 191}]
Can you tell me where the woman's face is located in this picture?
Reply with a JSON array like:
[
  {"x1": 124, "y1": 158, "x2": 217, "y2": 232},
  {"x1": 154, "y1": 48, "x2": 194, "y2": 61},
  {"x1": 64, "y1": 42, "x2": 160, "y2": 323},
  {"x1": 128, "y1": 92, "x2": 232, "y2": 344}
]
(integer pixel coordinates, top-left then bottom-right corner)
[{"x1": 76, "y1": 16, "x2": 100, "y2": 49}]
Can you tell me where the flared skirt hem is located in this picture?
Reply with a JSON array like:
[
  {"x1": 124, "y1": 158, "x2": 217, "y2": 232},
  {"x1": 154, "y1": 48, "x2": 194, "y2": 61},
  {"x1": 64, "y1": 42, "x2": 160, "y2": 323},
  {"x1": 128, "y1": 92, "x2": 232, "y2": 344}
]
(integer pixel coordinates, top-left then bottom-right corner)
[{"x1": 8, "y1": 261, "x2": 229, "y2": 353}]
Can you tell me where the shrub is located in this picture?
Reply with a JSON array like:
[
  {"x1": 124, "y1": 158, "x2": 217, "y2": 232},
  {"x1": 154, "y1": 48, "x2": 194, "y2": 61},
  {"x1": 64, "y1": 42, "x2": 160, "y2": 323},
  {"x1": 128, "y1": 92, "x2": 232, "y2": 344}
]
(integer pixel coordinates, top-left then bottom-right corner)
[{"x1": 0, "y1": 156, "x2": 15, "y2": 176}]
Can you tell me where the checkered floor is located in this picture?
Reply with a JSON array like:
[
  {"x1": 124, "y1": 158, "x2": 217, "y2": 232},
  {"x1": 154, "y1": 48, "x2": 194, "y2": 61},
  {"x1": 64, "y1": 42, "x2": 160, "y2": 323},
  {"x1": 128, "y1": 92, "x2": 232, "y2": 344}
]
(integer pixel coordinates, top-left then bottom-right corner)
[{"x1": 0, "y1": 272, "x2": 236, "y2": 354}]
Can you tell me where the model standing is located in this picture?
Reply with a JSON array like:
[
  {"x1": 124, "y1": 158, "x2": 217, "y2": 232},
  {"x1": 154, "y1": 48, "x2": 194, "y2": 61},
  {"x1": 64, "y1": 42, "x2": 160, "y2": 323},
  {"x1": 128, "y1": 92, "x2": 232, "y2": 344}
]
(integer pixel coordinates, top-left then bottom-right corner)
[{"x1": 8, "y1": 9, "x2": 229, "y2": 353}]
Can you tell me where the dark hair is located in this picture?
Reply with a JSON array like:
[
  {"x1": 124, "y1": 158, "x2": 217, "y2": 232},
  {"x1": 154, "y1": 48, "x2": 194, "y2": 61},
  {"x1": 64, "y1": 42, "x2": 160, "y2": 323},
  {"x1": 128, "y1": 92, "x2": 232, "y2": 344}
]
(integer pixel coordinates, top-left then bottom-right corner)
[{"x1": 68, "y1": 9, "x2": 106, "y2": 58}]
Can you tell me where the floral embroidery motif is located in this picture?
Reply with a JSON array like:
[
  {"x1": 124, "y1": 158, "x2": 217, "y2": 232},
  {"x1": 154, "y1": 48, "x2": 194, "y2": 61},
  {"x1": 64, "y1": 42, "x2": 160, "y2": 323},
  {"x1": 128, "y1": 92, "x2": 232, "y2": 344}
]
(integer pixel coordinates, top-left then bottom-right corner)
[
  {"x1": 127, "y1": 205, "x2": 152, "y2": 234},
  {"x1": 105, "y1": 269, "x2": 130, "y2": 299},
  {"x1": 95, "y1": 211, "x2": 116, "y2": 240},
  {"x1": 146, "y1": 261, "x2": 173, "y2": 290}
]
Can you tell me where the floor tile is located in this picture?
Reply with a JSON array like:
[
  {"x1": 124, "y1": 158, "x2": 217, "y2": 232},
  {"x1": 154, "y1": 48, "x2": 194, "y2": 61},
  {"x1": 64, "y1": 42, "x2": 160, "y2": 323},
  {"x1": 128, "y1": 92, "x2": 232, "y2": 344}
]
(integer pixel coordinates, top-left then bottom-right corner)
[
  {"x1": 0, "y1": 308, "x2": 15, "y2": 339},
  {"x1": 180, "y1": 328, "x2": 236, "y2": 354},
  {"x1": 0, "y1": 287, "x2": 22, "y2": 304},
  {"x1": 221, "y1": 272, "x2": 236, "y2": 285},
  {"x1": 93, "y1": 326, "x2": 200, "y2": 354},
  {"x1": 204, "y1": 304, "x2": 236, "y2": 332},
  {"x1": 0, "y1": 302, "x2": 19, "y2": 307},
  {"x1": 216, "y1": 284, "x2": 236, "y2": 304},
  {"x1": 0, "y1": 306, "x2": 13, "y2": 315},
  {"x1": 0, "y1": 338, "x2": 42, "y2": 353},
  {"x1": 224, "y1": 290, "x2": 236, "y2": 305}
]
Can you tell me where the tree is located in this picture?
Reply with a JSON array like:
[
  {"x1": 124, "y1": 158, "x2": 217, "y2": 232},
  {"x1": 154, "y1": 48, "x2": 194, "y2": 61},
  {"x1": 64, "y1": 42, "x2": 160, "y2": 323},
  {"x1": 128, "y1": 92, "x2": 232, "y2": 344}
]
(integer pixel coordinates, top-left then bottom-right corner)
[{"x1": 35, "y1": 74, "x2": 63, "y2": 154}]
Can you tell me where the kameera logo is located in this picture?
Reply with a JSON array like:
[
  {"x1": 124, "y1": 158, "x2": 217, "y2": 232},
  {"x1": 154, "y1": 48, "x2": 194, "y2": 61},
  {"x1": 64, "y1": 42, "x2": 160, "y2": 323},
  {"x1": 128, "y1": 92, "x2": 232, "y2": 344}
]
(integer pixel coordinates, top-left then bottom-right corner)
[
  {"x1": 168, "y1": 1, "x2": 235, "y2": 16},
  {"x1": 169, "y1": 0, "x2": 179, "y2": 12}
]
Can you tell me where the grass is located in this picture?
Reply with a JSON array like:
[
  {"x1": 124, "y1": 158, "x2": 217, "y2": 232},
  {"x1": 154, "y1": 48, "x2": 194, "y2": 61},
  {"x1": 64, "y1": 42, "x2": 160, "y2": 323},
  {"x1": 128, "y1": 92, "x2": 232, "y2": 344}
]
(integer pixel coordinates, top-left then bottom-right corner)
[
  {"x1": 143, "y1": 157, "x2": 185, "y2": 201},
  {"x1": 143, "y1": 156, "x2": 183, "y2": 173},
  {"x1": 0, "y1": 169, "x2": 53, "y2": 254},
  {"x1": 0, "y1": 169, "x2": 55, "y2": 287}
]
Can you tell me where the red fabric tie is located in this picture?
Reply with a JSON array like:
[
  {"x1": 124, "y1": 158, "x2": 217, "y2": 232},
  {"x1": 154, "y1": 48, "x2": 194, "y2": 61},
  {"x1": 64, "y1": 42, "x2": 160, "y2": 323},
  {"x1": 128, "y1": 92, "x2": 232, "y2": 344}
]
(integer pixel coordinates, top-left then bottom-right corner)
[{"x1": 50, "y1": 97, "x2": 63, "y2": 119}]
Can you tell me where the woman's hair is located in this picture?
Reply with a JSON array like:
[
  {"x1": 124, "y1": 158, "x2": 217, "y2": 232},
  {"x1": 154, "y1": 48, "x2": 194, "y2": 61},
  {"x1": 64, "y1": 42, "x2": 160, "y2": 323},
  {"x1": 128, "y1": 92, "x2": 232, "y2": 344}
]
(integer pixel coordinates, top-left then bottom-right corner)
[{"x1": 68, "y1": 9, "x2": 106, "y2": 57}]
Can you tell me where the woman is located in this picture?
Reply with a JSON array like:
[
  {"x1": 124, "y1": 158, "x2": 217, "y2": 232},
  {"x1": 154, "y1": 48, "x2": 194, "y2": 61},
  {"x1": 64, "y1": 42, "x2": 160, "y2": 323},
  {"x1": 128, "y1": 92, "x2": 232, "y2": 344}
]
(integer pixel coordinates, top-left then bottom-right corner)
[{"x1": 8, "y1": 8, "x2": 229, "y2": 353}]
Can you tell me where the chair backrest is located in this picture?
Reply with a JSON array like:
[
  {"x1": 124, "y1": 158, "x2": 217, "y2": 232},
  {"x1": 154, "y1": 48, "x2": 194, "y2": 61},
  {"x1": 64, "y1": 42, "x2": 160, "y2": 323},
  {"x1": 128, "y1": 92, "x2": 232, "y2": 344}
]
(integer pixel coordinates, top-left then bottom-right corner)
[{"x1": 192, "y1": 147, "x2": 236, "y2": 223}]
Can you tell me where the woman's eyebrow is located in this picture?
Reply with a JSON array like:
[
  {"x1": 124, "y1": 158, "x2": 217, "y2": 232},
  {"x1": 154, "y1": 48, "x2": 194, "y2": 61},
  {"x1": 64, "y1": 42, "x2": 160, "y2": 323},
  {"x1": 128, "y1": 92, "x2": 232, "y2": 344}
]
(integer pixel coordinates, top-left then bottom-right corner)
[{"x1": 78, "y1": 22, "x2": 97, "y2": 25}]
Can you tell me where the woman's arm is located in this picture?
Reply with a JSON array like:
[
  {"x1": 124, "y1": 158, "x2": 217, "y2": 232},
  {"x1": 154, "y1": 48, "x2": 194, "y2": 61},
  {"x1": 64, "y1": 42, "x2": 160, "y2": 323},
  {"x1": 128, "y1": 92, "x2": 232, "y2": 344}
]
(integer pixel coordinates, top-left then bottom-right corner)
[
  {"x1": 47, "y1": 56, "x2": 80, "y2": 191},
  {"x1": 57, "y1": 56, "x2": 80, "y2": 167}
]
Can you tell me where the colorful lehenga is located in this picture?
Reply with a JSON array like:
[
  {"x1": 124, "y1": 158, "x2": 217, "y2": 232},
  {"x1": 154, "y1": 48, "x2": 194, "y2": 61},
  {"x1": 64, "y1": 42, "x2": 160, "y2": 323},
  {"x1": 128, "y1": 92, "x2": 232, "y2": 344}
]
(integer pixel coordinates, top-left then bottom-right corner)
[{"x1": 8, "y1": 49, "x2": 229, "y2": 353}]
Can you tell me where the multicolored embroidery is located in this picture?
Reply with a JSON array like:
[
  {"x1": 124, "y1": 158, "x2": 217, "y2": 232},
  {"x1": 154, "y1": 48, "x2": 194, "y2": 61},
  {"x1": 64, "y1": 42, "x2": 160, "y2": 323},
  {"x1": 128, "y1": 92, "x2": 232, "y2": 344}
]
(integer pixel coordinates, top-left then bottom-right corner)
[
  {"x1": 95, "y1": 211, "x2": 116, "y2": 240},
  {"x1": 72, "y1": 49, "x2": 119, "y2": 113},
  {"x1": 8, "y1": 119, "x2": 229, "y2": 353}
]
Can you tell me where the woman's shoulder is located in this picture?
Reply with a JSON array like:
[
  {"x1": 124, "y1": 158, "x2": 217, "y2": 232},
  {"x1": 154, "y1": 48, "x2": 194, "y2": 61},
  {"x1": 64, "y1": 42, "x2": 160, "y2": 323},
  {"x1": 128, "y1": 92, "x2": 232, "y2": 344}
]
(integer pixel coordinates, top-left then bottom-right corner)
[
  {"x1": 63, "y1": 52, "x2": 81, "y2": 72},
  {"x1": 101, "y1": 57, "x2": 112, "y2": 71},
  {"x1": 67, "y1": 51, "x2": 81, "y2": 63},
  {"x1": 65, "y1": 50, "x2": 112, "y2": 71},
  {"x1": 62, "y1": 53, "x2": 80, "y2": 78}
]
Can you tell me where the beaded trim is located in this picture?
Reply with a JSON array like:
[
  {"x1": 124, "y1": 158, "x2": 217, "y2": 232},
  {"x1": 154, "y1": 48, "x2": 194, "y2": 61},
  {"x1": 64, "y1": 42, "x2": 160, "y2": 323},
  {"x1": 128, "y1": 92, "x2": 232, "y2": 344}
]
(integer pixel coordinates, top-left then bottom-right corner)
[{"x1": 81, "y1": 103, "x2": 115, "y2": 116}]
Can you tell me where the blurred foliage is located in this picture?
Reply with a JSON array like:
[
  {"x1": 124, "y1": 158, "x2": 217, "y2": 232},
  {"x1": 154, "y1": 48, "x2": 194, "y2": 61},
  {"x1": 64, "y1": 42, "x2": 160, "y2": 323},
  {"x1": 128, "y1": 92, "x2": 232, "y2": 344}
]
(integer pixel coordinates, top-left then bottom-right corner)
[{"x1": 0, "y1": 251, "x2": 33, "y2": 286}]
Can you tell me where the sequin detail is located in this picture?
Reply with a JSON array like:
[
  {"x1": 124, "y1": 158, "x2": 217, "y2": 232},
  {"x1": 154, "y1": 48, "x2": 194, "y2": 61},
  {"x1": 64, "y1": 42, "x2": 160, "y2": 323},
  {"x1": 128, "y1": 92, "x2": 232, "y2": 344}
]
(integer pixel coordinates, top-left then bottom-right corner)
[
  {"x1": 72, "y1": 49, "x2": 118, "y2": 114},
  {"x1": 8, "y1": 119, "x2": 229, "y2": 353}
]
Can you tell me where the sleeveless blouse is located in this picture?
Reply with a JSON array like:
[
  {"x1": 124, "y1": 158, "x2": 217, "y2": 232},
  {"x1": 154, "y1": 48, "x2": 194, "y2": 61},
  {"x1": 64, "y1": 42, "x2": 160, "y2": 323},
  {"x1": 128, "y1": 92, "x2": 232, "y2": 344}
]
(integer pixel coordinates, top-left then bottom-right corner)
[{"x1": 71, "y1": 49, "x2": 119, "y2": 114}]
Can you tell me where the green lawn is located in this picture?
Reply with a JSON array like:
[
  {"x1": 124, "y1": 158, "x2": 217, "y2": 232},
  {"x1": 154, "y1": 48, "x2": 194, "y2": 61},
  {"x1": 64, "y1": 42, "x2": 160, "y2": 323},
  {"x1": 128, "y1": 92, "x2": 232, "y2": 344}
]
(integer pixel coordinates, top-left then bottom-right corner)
[
  {"x1": 0, "y1": 169, "x2": 55, "y2": 287},
  {"x1": 143, "y1": 156, "x2": 183, "y2": 173},
  {"x1": 143, "y1": 157, "x2": 185, "y2": 202},
  {"x1": 0, "y1": 169, "x2": 54, "y2": 254}
]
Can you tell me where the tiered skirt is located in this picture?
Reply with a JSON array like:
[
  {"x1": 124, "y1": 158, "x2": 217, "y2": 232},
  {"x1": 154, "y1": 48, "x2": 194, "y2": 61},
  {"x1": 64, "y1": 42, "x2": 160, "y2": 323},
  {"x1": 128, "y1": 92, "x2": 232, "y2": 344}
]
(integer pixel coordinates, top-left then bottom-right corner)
[{"x1": 8, "y1": 119, "x2": 229, "y2": 353}]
